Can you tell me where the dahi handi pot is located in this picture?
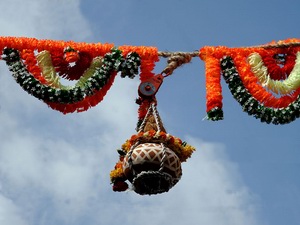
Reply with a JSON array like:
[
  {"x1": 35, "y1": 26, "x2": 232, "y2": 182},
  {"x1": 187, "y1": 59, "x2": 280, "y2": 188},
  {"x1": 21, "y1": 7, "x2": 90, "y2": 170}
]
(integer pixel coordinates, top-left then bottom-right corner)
[{"x1": 123, "y1": 142, "x2": 182, "y2": 195}]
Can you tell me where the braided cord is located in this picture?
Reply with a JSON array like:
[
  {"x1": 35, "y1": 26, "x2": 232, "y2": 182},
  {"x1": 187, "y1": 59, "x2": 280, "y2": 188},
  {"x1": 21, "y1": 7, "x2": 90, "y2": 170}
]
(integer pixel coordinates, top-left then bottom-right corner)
[
  {"x1": 127, "y1": 141, "x2": 140, "y2": 176},
  {"x1": 159, "y1": 143, "x2": 167, "y2": 173},
  {"x1": 151, "y1": 103, "x2": 163, "y2": 133},
  {"x1": 137, "y1": 102, "x2": 154, "y2": 133}
]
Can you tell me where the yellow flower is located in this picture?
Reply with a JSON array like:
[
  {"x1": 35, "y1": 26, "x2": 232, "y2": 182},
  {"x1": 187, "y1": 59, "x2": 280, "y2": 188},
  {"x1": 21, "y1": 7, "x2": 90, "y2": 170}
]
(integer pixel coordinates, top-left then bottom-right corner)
[
  {"x1": 110, "y1": 167, "x2": 125, "y2": 182},
  {"x1": 121, "y1": 141, "x2": 131, "y2": 152}
]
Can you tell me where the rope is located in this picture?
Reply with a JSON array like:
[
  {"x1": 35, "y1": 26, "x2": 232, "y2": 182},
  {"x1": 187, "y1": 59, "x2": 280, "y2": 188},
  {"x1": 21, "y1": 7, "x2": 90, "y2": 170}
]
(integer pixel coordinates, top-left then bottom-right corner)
[
  {"x1": 159, "y1": 51, "x2": 199, "y2": 76},
  {"x1": 248, "y1": 42, "x2": 300, "y2": 49},
  {"x1": 151, "y1": 103, "x2": 163, "y2": 133},
  {"x1": 157, "y1": 42, "x2": 300, "y2": 76},
  {"x1": 134, "y1": 103, "x2": 167, "y2": 174},
  {"x1": 137, "y1": 102, "x2": 154, "y2": 133},
  {"x1": 127, "y1": 141, "x2": 140, "y2": 176},
  {"x1": 150, "y1": 103, "x2": 167, "y2": 173},
  {"x1": 157, "y1": 42, "x2": 300, "y2": 58},
  {"x1": 158, "y1": 51, "x2": 199, "y2": 58},
  {"x1": 159, "y1": 143, "x2": 167, "y2": 173}
]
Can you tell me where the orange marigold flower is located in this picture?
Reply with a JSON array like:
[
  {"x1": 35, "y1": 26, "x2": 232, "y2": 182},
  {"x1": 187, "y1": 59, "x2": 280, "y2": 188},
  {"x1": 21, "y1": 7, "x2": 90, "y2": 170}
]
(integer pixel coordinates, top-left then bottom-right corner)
[{"x1": 148, "y1": 130, "x2": 156, "y2": 137}]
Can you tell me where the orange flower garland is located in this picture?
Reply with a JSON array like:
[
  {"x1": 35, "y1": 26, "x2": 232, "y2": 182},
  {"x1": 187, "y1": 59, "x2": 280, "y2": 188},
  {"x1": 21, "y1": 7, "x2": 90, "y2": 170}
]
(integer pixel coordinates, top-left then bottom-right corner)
[
  {"x1": 199, "y1": 39, "x2": 300, "y2": 123},
  {"x1": 119, "y1": 45, "x2": 159, "y2": 81},
  {"x1": 0, "y1": 37, "x2": 159, "y2": 114},
  {"x1": 1, "y1": 36, "x2": 300, "y2": 123},
  {"x1": 20, "y1": 49, "x2": 47, "y2": 84},
  {"x1": 201, "y1": 53, "x2": 223, "y2": 116}
]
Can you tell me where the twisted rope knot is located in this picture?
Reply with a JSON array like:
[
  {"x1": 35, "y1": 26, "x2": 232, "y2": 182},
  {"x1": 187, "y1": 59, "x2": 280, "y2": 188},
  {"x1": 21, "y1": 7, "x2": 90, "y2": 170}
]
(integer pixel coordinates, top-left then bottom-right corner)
[{"x1": 159, "y1": 51, "x2": 198, "y2": 76}]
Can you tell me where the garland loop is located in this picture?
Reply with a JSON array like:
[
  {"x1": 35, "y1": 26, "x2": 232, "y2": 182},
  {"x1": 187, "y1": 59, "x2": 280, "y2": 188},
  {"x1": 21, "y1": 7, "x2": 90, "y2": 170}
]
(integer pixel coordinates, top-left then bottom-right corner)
[{"x1": 2, "y1": 46, "x2": 141, "y2": 113}]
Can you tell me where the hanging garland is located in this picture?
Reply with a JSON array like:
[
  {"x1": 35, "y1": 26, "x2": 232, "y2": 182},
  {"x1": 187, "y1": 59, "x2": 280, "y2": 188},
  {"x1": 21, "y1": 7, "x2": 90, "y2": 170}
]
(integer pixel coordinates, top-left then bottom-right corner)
[
  {"x1": 2, "y1": 47, "x2": 141, "y2": 113},
  {"x1": 1, "y1": 36, "x2": 300, "y2": 124},
  {"x1": 199, "y1": 38, "x2": 300, "y2": 124},
  {"x1": 220, "y1": 56, "x2": 300, "y2": 124},
  {"x1": 0, "y1": 37, "x2": 160, "y2": 114}
]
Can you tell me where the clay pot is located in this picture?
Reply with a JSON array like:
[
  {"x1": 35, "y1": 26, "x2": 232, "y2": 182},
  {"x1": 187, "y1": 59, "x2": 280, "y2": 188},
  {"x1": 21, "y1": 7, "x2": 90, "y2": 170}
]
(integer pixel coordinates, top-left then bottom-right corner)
[{"x1": 123, "y1": 142, "x2": 182, "y2": 195}]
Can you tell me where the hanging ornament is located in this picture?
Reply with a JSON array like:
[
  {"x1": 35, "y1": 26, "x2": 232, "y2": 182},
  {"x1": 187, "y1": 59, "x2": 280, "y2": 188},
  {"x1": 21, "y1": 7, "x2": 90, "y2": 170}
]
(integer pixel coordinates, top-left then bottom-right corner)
[
  {"x1": 110, "y1": 102, "x2": 195, "y2": 195},
  {"x1": 110, "y1": 71, "x2": 195, "y2": 195},
  {"x1": 2, "y1": 36, "x2": 300, "y2": 195}
]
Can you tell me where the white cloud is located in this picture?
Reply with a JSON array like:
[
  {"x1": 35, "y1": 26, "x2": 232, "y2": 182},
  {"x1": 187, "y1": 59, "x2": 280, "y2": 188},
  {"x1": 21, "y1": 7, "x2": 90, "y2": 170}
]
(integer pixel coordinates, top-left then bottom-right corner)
[
  {"x1": 0, "y1": 1, "x2": 263, "y2": 225},
  {"x1": 0, "y1": 0, "x2": 92, "y2": 40},
  {"x1": 0, "y1": 194, "x2": 28, "y2": 225}
]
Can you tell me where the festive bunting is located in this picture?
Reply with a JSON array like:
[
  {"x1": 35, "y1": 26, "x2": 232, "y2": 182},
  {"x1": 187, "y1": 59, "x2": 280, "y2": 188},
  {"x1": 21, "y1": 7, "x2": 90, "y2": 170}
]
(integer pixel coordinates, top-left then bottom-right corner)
[
  {"x1": 1, "y1": 36, "x2": 300, "y2": 195},
  {"x1": 0, "y1": 37, "x2": 158, "y2": 114},
  {"x1": 199, "y1": 38, "x2": 300, "y2": 124},
  {"x1": 1, "y1": 36, "x2": 300, "y2": 123}
]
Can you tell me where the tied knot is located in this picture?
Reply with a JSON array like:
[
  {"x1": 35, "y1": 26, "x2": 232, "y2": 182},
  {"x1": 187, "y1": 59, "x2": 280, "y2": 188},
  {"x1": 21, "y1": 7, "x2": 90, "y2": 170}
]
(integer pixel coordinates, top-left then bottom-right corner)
[{"x1": 159, "y1": 51, "x2": 198, "y2": 76}]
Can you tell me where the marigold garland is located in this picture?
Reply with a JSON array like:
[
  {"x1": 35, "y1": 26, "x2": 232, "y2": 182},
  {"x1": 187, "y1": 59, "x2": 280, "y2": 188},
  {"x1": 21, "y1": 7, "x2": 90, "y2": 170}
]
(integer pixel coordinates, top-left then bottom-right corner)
[
  {"x1": 199, "y1": 38, "x2": 300, "y2": 124},
  {"x1": 234, "y1": 53, "x2": 300, "y2": 109},
  {"x1": 221, "y1": 56, "x2": 300, "y2": 124},
  {"x1": 0, "y1": 37, "x2": 160, "y2": 114},
  {"x1": 2, "y1": 47, "x2": 141, "y2": 113},
  {"x1": 20, "y1": 49, "x2": 47, "y2": 84},
  {"x1": 119, "y1": 45, "x2": 159, "y2": 81},
  {"x1": 3, "y1": 36, "x2": 300, "y2": 194},
  {"x1": 1, "y1": 36, "x2": 300, "y2": 124}
]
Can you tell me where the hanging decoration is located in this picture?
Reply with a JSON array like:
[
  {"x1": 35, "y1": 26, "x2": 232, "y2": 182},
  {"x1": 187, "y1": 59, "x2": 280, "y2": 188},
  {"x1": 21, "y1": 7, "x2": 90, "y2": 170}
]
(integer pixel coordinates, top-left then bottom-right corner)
[
  {"x1": 200, "y1": 38, "x2": 300, "y2": 124},
  {"x1": 110, "y1": 90, "x2": 195, "y2": 195},
  {"x1": 1, "y1": 36, "x2": 300, "y2": 194},
  {"x1": 2, "y1": 36, "x2": 300, "y2": 124},
  {"x1": 110, "y1": 102, "x2": 195, "y2": 195},
  {"x1": 0, "y1": 37, "x2": 158, "y2": 114}
]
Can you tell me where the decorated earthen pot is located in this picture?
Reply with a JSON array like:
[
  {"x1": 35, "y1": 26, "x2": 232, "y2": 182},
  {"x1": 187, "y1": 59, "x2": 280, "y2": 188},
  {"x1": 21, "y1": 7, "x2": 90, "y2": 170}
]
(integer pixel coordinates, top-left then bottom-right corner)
[{"x1": 123, "y1": 142, "x2": 182, "y2": 194}]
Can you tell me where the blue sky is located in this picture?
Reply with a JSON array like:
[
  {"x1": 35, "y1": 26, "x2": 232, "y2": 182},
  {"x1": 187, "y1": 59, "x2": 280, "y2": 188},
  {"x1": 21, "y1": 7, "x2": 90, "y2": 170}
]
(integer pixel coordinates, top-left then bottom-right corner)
[{"x1": 0, "y1": 1, "x2": 299, "y2": 225}]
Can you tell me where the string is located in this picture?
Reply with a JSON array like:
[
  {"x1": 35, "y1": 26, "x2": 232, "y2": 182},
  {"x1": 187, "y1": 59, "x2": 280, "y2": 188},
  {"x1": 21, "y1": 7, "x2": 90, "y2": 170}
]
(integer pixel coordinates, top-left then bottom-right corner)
[
  {"x1": 158, "y1": 42, "x2": 300, "y2": 58},
  {"x1": 158, "y1": 42, "x2": 300, "y2": 76}
]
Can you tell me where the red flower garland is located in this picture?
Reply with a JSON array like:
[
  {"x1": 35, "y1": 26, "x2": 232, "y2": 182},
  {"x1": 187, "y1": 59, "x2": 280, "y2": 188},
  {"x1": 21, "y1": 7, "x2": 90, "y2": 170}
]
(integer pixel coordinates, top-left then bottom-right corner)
[
  {"x1": 260, "y1": 49, "x2": 296, "y2": 80},
  {"x1": 50, "y1": 50, "x2": 93, "y2": 80},
  {"x1": 234, "y1": 53, "x2": 300, "y2": 108}
]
